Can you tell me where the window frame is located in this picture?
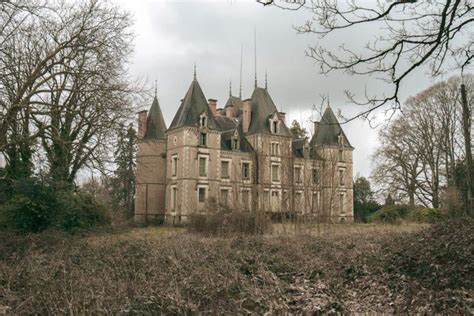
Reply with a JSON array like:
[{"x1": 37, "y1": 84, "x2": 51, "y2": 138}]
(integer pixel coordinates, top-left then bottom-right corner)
[
  {"x1": 220, "y1": 159, "x2": 231, "y2": 179},
  {"x1": 242, "y1": 161, "x2": 251, "y2": 180},
  {"x1": 198, "y1": 155, "x2": 208, "y2": 178},
  {"x1": 171, "y1": 154, "x2": 178, "y2": 178},
  {"x1": 271, "y1": 163, "x2": 281, "y2": 183}
]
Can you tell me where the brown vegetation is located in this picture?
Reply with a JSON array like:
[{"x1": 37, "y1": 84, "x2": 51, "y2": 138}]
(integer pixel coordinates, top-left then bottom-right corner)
[{"x1": 0, "y1": 220, "x2": 472, "y2": 314}]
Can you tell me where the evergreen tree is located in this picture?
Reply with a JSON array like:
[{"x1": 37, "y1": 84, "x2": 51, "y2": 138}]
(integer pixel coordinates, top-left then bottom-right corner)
[
  {"x1": 289, "y1": 120, "x2": 307, "y2": 139},
  {"x1": 111, "y1": 124, "x2": 136, "y2": 217}
]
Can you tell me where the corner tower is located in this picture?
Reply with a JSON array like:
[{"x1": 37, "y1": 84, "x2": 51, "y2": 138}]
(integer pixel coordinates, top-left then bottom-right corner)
[{"x1": 134, "y1": 95, "x2": 168, "y2": 223}]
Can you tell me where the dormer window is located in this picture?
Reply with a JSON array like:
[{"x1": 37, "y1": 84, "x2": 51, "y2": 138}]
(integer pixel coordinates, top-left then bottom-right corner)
[
  {"x1": 200, "y1": 113, "x2": 207, "y2": 128},
  {"x1": 338, "y1": 134, "x2": 343, "y2": 146},
  {"x1": 269, "y1": 114, "x2": 280, "y2": 134},
  {"x1": 231, "y1": 130, "x2": 240, "y2": 150}
]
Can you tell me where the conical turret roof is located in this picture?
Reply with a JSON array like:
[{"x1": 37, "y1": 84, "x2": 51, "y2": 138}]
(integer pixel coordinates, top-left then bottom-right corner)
[
  {"x1": 310, "y1": 106, "x2": 353, "y2": 148},
  {"x1": 144, "y1": 96, "x2": 167, "y2": 140}
]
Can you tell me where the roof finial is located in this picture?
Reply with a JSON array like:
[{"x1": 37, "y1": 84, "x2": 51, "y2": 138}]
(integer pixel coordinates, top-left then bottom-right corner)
[
  {"x1": 239, "y1": 44, "x2": 243, "y2": 99},
  {"x1": 254, "y1": 26, "x2": 257, "y2": 88},
  {"x1": 154, "y1": 80, "x2": 157, "y2": 98},
  {"x1": 265, "y1": 70, "x2": 268, "y2": 90},
  {"x1": 193, "y1": 62, "x2": 197, "y2": 80},
  {"x1": 229, "y1": 80, "x2": 232, "y2": 97},
  {"x1": 327, "y1": 95, "x2": 331, "y2": 108}
]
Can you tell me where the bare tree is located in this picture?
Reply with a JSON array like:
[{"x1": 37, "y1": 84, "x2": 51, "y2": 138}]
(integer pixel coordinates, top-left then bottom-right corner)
[
  {"x1": 0, "y1": 0, "x2": 136, "y2": 182},
  {"x1": 258, "y1": 0, "x2": 473, "y2": 121}
]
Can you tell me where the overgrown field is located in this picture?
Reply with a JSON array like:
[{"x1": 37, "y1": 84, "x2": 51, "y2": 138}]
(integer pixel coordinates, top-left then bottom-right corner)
[{"x1": 1, "y1": 219, "x2": 473, "y2": 314}]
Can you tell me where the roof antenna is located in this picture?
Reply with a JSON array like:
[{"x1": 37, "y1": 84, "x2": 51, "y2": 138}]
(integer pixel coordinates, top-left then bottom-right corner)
[
  {"x1": 254, "y1": 26, "x2": 257, "y2": 88},
  {"x1": 239, "y1": 44, "x2": 243, "y2": 99},
  {"x1": 193, "y1": 62, "x2": 197, "y2": 80},
  {"x1": 229, "y1": 80, "x2": 232, "y2": 97}
]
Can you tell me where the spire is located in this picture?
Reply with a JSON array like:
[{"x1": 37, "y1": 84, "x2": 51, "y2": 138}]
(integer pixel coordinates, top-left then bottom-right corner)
[
  {"x1": 265, "y1": 70, "x2": 268, "y2": 90},
  {"x1": 154, "y1": 80, "x2": 157, "y2": 98},
  {"x1": 239, "y1": 44, "x2": 243, "y2": 99},
  {"x1": 193, "y1": 62, "x2": 197, "y2": 81},
  {"x1": 254, "y1": 27, "x2": 257, "y2": 88},
  {"x1": 229, "y1": 80, "x2": 232, "y2": 97},
  {"x1": 145, "y1": 90, "x2": 167, "y2": 140},
  {"x1": 327, "y1": 95, "x2": 331, "y2": 108}
]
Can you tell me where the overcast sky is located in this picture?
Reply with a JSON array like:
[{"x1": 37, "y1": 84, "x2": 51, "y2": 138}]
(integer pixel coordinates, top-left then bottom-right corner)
[{"x1": 113, "y1": 0, "x2": 446, "y2": 178}]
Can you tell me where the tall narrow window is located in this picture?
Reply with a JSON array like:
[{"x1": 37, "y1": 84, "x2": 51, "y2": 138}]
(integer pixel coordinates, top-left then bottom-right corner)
[
  {"x1": 199, "y1": 157, "x2": 207, "y2": 177},
  {"x1": 199, "y1": 132, "x2": 207, "y2": 147},
  {"x1": 263, "y1": 190, "x2": 270, "y2": 211},
  {"x1": 312, "y1": 168, "x2": 320, "y2": 185},
  {"x1": 171, "y1": 187, "x2": 177, "y2": 210},
  {"x1": 172, "y1": 155, "x2": 178, "y2": 177},
  {"x1": 339, "y1": 149, "x2": 344, "y2": 161},
  {"x1": 272, "y1": 121, "x2": 279, "y2": 134},
  {"x1": 200, "y1": 114, "x2": 207, "y2": 127},
  {"x1": 339, "y1": 169, "x2": 345, "y2": 186},
  {"x1": 242, "y1": 189, "x2": 250, "y2": 211},
  {"x1": 220, "y1": 189, "x2": 229, "y2": 205},
  {"x1": 271, "y1": 164, "x2": 280, "y2": 182},
  {"x1": 232, "y1": 137, "x2": 239, "y2": 150},
  {"x1": 339, "y1": 193, "x2": 344, "y2": 214},
  {"x1": 295, "y1": 166, "x2": 302, "y2": 183},
  {"x1": 198, "y1": 187, "x2": 206, "y2": 203},
  {"x1": 221, "y1": 161, "x2": 229, "y2": 179},
  {"x1": 242, "y1": 162, "x2": 250, "y2": 179}
]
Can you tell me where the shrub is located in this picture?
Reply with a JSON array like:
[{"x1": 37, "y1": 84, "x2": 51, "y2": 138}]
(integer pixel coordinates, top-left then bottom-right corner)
[
  {"x1": 189, "y1": 210, "x2": 271, "y2": 236},
  {"x1": 367, "y1": 205, "x2": 410, "y2": 224},
  {"x1": 408, "y1": 207, "x2": 446, "y2": 223},
  {"x1": 0, "y1": 178, "x2": 110, "y2": 233}
]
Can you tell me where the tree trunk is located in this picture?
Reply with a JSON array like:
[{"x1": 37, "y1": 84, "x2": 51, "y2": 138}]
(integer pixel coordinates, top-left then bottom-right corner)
[{"x1": 460, "y1": 83, "x2": 473, "y2": 215}]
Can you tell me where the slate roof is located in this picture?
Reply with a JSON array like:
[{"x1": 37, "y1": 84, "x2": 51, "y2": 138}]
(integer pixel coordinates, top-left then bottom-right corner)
[
  {"x1": 225, "y1": 95, "x2": 243, "y2": 110},
  {"x1": 169, "y1": 79, "x2": 220, "y2": 130},
  {"x1": 215, "y1": 116, "x2": 238, "y2": 131},
  {"x1": 220, "y1": 120, "x2": 254, "y2": 152},
  {"x1": 310, "y1": 106, "x2": 353, "y2": 149},
  {"x1": 144, "y1": 96, "x2": 167, "y2": 140},
  {"x1": 247, "y1": 87, "x2": 292, "y2": 137},
  {"x1": 292, "y1": 138, "x2": 306, "y2": 158}
]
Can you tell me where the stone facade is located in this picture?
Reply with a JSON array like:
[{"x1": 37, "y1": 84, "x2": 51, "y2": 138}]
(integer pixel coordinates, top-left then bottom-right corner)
[{"x1": 134, "y1": 76, "x2": 354, "y2": 224}]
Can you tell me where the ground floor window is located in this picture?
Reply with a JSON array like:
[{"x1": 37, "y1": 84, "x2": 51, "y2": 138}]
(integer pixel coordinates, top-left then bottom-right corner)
[
  {"x1": 220, "y1": 188, "x2": 230, "y2": 206},
  {"x1": 171, "y1": 187, "x2": 178, "y2": 210},
  {"x1": 198, "y1": 187, "x2": 207, "y2": 203},
  {"x1": 242, "y1": 189, "x2": 251, "y2": 211},
  {"x1": 339, "y1": 193, "x2": 345, "y2": 214}
]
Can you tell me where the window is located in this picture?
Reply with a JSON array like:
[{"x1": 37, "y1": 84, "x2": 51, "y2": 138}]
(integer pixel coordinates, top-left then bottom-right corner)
[
  {"x1": 271, "y1": 190, "x2": 280, "y2": 212},
  {"x1": 271, "y1": 142, "x2": 280, "y2": 156},
  {"x1": 263, "y1": 190, "x2": 270, "y2": 211},
  {"x1": 242, "y1": 189, "x2": 250, "y2": 211},
  {"x1": 295, "y1": 166, "x2": 302, "y2": 183},
  {"x1": 198, "y1": 187, "x2": 207, "y2": 203},
  {"x1": 171, "y1": 155, "x2": 178, "y2": 177},
  {"x1": 310, "y1": 192, "x2": 320, "y2": 212},
  {"x1": 221, "y1": 160, "x2": 229, "y2": 179},
  {"x1": 338, "y1": 134, "x2": 343, "y2": 145},
  {"x1": 199, "y1": 157, "x2": 207, "y2": 177},
  {"x1": 171, "y1": 187, "x2": 177, "y2": 210},
  {"x1": 199, "y1": 132, "x2": 207, "y2": 147},
  {"x1": 220, "y1": 189, "x2": 229, "y2": 205},
  {"x1": 312, "y1": 168, "x2": 320, "y2": 185},
  {"x1": 200, "y1": 114, "x2": 207, "y2": 127},
  {"x1": 339, "y1": 169, "x2": 345, "y2": 186},
  {"x1": 271, "y1": 164, "x2": 280, "y2": 182},
  {"x1": 339, "y1": 193, "x2": 344, "y2": 214},
  {"x1": 295, "y1": 192, "x2": 303, "y2": 212},
  {"x1": 232, "y1": 137, "x2": 239, "y2": 150},
  {"x1": 242, "y1": 162, "x2": 250, "y2": 179},
  {"x1": 339, "y1": 149, "x2": 344, "y2": 161},
  {"x1": 271, "y1": 120, "x2": 279, "y2": 134}
]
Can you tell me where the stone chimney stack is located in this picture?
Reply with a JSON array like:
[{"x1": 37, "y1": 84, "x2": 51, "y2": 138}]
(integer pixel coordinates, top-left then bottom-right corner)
[
  {"x1": 138, "y1": 110, "x2": 148, "y2": 139},
  {"x1": 243, "y1": 99, "x2": 252, "y2": 133},
  {"x1": 225, "y1": 105, "x2": 236, "y2": 118},
  {"x1": 208, "y1": 99, "x2": 217, "y2": 116},
  {"x1": 313, "y1": 121, "x2": 320, "y2": 135},
  {"x1": 278, "y1": 112, "x2": 286, "y2": 124}
]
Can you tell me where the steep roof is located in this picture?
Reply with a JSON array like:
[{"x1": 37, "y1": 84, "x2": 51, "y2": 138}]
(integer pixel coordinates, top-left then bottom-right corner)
[
  {"x1": 169, "y1": 79, "x2": 219, "y2": 130},
  {"x1": 220, "y1": 120, "x2": 254, "y2": 152},
  {"x1": 214, "y1": 115, "x2": 238, "y2": 131},
  {"x1": 310, "y1": 106, "x2": 353, "y2": 148},
  {"x1": 247, "y1": 87, "x2": 292, "y2": 137},
  {"x1": 225, "y1": 95, "x2": 243, "y2": 110},
  {"x1": 144, "y1": 96, "x2": 167, "y2": 140}
]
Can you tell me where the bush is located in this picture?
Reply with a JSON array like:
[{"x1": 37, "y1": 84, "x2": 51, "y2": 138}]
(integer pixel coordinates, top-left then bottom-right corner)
[
  {"x1": 189, "y1": 210, "x2": 271, "y2": 236},
  {"x1": 0, "y1": 178, "x2": 110, "y2": 233},
  {"x1": 408, "y1": 207, "x2": 446, "y2": 223},
  {"x1": 367, "y1": 205, "x2": 410, "y2": 224}
]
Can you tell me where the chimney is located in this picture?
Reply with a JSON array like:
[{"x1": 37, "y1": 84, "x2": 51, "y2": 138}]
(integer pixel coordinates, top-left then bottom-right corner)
[
  {"x1": 313, "y1": 121, "x2": 320, "y2": 135},
  {"x1": 138, "y1": 110, "x2": 148, "y2": 139},
  {"x1": 243, "y1": 99, "x2": 252, "y2": 133},
  {"x1": 278, "y1": 112, "x2": 286, "y2": 124},
  {"x1": 225, "y1": 104, "x2": 236, "y2": 118},
  {"x1": 208, "y1": 99, "x2": 217, "y2": 116},
  {"x1": 215, "y1": 108, "x2": 223, "y2": 116}
]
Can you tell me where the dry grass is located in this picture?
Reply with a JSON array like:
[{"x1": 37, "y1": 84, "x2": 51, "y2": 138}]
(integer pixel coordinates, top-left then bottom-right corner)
[{"x1": 0, "y1": 220, "x2": 472, "y2": 314}]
